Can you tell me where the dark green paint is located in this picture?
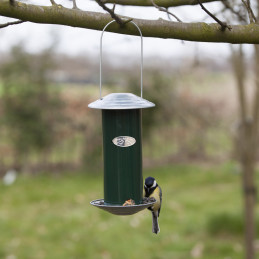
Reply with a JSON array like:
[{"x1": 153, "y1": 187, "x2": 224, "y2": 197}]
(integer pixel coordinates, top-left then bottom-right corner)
[{"x1": 102, "y1": 109, "x2": 143, "y2": 205}]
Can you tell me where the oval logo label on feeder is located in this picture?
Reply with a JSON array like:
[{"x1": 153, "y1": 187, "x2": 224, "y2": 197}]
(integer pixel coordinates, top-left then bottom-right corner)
[{"x1": 112, "y1": 136, "x2": 136, "y2": 147}]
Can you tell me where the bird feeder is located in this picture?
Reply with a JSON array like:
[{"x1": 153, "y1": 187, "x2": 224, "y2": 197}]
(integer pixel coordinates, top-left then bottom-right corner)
[{"x1": 89, "y1": 20, "x2": 155, "y2": 215}]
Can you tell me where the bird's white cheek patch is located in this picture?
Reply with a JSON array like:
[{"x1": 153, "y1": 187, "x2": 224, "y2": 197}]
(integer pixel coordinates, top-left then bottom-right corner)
[{"x1": 151, "y1": 180, "x2": 157, "y2": 188}]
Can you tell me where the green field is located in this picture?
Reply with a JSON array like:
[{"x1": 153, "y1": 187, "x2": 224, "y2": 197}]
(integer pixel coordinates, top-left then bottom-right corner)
[{"x1": 0, "y1": 164, "x2": 258, "y2": 259}]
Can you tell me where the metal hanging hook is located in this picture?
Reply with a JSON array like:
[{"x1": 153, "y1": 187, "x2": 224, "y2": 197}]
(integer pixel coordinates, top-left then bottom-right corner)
[{"x1": 100, "y1": 20, "x2": 143, "y2": 99}]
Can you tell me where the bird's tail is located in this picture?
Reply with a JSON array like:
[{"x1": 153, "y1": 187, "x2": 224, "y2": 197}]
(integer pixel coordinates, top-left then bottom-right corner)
[{"x1": 152, "y1": 211, "x2": 160, "y2": 234}]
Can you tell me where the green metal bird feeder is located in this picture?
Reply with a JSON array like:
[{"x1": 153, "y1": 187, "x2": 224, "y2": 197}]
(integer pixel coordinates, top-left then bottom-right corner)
[{"x1": 89, "y1": 20, "x2": 155, "y2": 215}]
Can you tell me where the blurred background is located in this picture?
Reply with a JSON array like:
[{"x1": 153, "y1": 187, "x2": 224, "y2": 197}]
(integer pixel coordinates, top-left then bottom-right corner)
[{"x1": 0, "y1": 0, "x2": 258, "y2": 259}]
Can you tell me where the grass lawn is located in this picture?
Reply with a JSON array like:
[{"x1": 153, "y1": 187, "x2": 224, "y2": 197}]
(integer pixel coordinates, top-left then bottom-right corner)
[{"x1": 0, "y1": 163, "x2": 258, "y2": 259}]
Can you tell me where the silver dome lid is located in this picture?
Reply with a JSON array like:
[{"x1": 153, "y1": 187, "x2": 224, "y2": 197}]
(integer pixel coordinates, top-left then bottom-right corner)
[{"x1": 88, "y1": 93, "x2": 155, "y2": 110}]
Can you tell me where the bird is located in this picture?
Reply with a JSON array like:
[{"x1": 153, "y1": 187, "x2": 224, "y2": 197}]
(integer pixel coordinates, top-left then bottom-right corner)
[{"x1": 144, "y1": 176, "x2": 162, "y2": 234}]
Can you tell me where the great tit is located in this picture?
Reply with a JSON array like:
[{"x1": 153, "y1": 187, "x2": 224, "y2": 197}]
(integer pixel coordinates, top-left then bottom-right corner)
[{"x1": 144, "y1": 176, "x2": 162, "y2": 234}]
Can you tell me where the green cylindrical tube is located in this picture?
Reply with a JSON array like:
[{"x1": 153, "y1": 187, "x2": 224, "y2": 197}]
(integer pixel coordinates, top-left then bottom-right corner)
[{"x1": 102, "y1": 109, "x2": 143, "y2": 205}]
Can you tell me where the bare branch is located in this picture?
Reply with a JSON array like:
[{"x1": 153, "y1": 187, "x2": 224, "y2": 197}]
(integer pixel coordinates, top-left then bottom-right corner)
[
  {"x1": 201, "y1": 6, "x2": 226, "y2": 22},
  {"x1": 72, "y1": 0, "x2": 78, "y2": 9},
  {"x1": 112, "y1": 3, "x2": 116, "y2": 12},
  {"x1": 197, "y1": 0, "x2": 231, "y2": 31},
  {"x1": 0, "y1": 20, "x2": 25, "y2": 29},
  {"x1": 50, "y1": 0, "x2": 57, "y2": 5},
  {"x1": 104, "y1": 0, "x2": 219, "y2": 8},
  {"x1": 1, "y1": 2, "x2": 259, "y2": 44},
  {"x1": 95, "y1": 0, "x2": 124, "y2": 26},
  {"x1": 221, "y1": 0, "x2": 247, "y2": 23},
  {"x1": 241, "y1": 0, "x2": 256, "y2": 23},
  {"x1": 151, "y1": 0, "x2": 182, "y2": 22},
  {"x1": 166, "y1": 9, "x2": 171, "y2": 21}
]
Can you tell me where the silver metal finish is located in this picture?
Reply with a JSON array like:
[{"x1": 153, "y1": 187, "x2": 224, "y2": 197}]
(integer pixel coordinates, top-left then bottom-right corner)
[
  {"x1": 100, "y1": 20, "x2": 143, "y2": 99},
  {"x1": 90, "y1": 199, "x2": 156, "y2": 216},
  {"x1": 88, "y1": 93, "x2": 155, "y2": 110}
]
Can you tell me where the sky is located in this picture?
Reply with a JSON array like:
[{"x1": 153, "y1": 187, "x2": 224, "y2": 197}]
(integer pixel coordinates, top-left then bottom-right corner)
[{"x1": 0, "y1": 0, "x2": 254, "y2": 61}]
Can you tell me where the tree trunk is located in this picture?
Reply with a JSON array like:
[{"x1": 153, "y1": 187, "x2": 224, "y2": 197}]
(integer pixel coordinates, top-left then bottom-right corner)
[
  {"x1": 241, "y1": 138, "x2": 256, "y2": 259},
  {"x1": 232, "y1": 45, "x2": 257, "y2": 259},
  {"x1": 243, "y1": 166, "x2": 256, "y2": 259}
]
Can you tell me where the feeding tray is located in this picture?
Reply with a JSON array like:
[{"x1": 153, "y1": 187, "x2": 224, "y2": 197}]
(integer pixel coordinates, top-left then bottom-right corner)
[{"x1": 90, "y1": 199, "x2": 156, "y2": 216}]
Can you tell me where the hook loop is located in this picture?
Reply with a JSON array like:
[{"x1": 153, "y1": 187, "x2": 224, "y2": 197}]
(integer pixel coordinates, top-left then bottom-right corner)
[{"x1": 100, "y1": 20, "x2": 143, "y2": 99}]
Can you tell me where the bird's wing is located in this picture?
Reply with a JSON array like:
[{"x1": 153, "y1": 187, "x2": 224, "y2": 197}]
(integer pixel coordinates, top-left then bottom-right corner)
[{"x1": 158, "y1": 185, "x2": 162, "y2": 216}]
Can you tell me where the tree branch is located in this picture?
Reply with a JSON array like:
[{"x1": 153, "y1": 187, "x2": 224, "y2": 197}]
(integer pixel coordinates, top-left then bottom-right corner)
[
  {"x1": 72, "y1": 0, "x2": 78, "y2": 9},
  {"x1": 95, "y1": 0, "x2": 124, "y2": 25},
  {"x1": 50, "y1": 0, "x2": 57, "y2": 5},
  {"x1": 1, "y1": 2, "x2": 259, "y2": 43},
  {"x1": 197, "y1": 0, "x2": 231, "y2": 30},
  {"x1": 151, "y1": 0, "x2": 182, "y2": 22},
  {"x1": 221, "y1": 0, "x2": 247, "y2": 23},
  {"x1": 103, "y1": 0, "x2": 219, "y2": 7},
  {"x1": 241, "y1": 0, "x2": 256, "y2": 23},
  {"x1": 0, "y1": 19, "x2": 24, "y2": 29}
]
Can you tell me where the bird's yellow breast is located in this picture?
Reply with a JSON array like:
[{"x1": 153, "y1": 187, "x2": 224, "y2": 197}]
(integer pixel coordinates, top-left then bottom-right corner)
[{"x1": 149, "y1": 186, "x2": 161, "y2": 212}]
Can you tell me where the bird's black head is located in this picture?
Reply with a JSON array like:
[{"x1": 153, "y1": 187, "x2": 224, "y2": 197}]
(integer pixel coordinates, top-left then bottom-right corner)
[{"x1": 145, "y1": 176, "x2": 157, "y2": 189}]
